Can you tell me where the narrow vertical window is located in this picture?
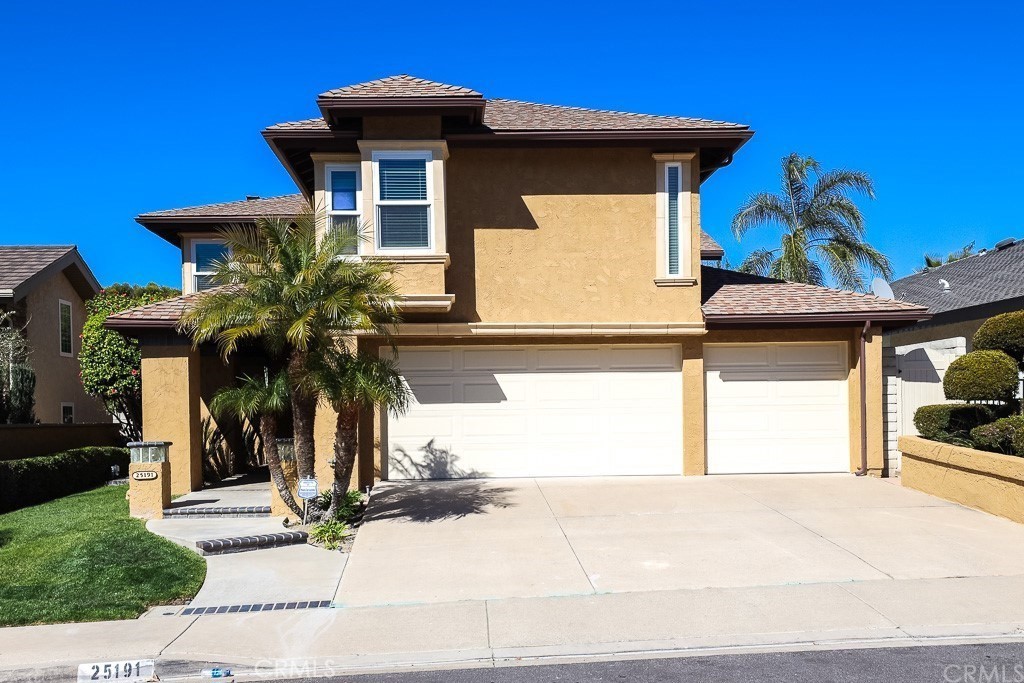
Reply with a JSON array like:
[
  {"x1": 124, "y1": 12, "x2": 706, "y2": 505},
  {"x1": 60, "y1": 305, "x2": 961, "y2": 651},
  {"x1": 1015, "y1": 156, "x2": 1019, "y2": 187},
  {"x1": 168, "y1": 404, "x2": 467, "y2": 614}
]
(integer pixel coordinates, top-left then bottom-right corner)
[
  {"x1": 327, "y1": 164, "x2": 361, "y2": 254},
  {"x1": 376, "y1": 155, "x2": 431, "y2": 249},
  {"x1": 666, "y1": 164, "x2": 681, "y2": 276},
  {"x1": 61, "y1": 403, "x2": 74, "y2": 424},
  {"x1": 58, "y1": 300, "x2": 73, "y2": 356},
  {"x1": 192, "y1": 240, "x2": 228, "y2": 292}
]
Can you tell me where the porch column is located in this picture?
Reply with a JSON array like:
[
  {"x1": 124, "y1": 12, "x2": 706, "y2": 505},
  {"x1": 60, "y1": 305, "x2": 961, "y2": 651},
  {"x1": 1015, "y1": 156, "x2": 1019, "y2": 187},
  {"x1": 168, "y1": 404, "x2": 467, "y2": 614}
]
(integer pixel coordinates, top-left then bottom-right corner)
[
  {"x1": 849, "y1": 325, "x2": 885, "y2": 476},
  {"x1": 681, "y1": 338, "x2": 706, "y2": 475},
  {"x1": 141, "y1": 343, "x2": 203, "y2": 494}
]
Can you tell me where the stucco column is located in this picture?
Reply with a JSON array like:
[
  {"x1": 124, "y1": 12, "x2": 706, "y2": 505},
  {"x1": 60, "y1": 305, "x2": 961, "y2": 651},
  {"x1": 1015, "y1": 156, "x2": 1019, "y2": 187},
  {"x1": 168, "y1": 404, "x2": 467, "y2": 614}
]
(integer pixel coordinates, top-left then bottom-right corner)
[
  {"x1": 141, "y1": 344, "x2": 203, "y2": 494},
  {"x1": 848, "y1": 326, "x2": 885, "y2": 476},
  {"x1": 681, "y1": 338, "x2": 706, "y2": 476}
]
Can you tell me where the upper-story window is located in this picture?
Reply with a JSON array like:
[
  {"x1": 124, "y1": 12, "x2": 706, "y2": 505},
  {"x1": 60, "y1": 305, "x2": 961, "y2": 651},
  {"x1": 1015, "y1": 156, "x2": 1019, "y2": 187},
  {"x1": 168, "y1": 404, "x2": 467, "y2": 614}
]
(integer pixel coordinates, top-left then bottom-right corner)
[
  {"x1": 58, "y1": 299, "x2": 73, "y2": 357},
  {"x1": 665, "y1": 163, "x2": 682, "y2": 276},
  {"x1": 327, "y1": 163, "x2": 361, "y2": 255},
  {"x1": 373, "y1": 152, "x2": 432, "y2": 251},
  {"x1": 192, "y1": 239, "x2": 228, "y2": 292}
]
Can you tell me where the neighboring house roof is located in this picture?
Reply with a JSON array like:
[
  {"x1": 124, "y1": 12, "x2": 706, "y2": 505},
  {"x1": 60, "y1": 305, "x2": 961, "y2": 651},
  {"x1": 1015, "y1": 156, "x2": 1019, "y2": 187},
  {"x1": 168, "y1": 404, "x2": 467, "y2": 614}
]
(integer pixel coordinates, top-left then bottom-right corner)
[
  {"x1": 0, "y1": 245, "x2": 101, "y2": 302},
  {"x1": 701, "y1": 267, "x2": 929, "y2": 324},
  {"x1": 890, "y1": 239, "x2": 1024, "y2": 319},
  {"x1": 137, "y1": 193, "x2": 728, "y2": 261},
  {"x1": 265, "y1": 97, "x2": 748, "y2": 134},
  {"x1": 106, "y1": 268, "x2": 928, "y2": 331}
]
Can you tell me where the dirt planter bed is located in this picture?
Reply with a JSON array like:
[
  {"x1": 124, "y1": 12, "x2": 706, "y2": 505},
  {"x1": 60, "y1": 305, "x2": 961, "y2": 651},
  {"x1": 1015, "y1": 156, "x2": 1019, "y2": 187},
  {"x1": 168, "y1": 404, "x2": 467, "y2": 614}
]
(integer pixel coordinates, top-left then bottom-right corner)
[{"x1": 900, "y1": 435, "x2": 1024, "y2": 524}]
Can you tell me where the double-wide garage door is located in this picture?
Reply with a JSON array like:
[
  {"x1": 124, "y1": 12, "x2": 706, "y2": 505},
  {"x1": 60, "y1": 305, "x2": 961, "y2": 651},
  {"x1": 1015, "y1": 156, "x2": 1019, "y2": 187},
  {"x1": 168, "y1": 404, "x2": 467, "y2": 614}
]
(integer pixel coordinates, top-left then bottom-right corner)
[
  {"x1": 386, "y1": 345, "x2": 683, "y2": 479},
  {"x1": 705, "y1": 343, "x2": 851, "y2": 474}
]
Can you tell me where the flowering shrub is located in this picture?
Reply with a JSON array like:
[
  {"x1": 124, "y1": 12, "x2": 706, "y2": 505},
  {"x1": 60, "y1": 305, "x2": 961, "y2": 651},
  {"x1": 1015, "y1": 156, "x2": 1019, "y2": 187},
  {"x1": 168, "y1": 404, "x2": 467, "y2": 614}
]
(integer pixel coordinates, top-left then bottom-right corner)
[{"x1": 79, "y1": 283, "x2": 179, "y2": 439}]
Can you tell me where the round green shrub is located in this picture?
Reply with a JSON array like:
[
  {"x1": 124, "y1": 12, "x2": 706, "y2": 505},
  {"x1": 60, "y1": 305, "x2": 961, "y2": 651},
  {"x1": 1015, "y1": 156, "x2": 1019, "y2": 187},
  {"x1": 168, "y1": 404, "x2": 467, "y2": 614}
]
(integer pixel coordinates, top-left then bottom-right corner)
[
  {"x1": 914, "y1": 403, "x2": 994, "y2": 440},
  {"x1": 974, "y1": 311, "x2": 1024, "y2": 367},
  {"x1": 943, "y1": 350, "x2": 1019, "y2": 402},
  {"x1": 970, "y1": 415, "x2": 1024, "y2": 454}
]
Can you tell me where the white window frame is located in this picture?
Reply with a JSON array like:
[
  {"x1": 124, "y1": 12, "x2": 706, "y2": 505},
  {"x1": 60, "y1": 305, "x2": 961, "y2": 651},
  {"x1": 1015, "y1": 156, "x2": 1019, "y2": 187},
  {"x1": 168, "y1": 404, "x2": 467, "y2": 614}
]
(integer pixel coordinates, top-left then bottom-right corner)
[
  {"x1": 371, "y1": 150, "x2": 434, "y2": 253},
  {"x1": 58, "y1": 299, "x2": 73, "y2": 357},
  {"x1": 191, "y1": 238, "x2": 228, "y2": 292},
  {"x1": 664, "y1": 162, "x2": 683, "y2": 277},
  {"x1": 325, "y1": 162, "x2": 363, "y2": 253},
  {"x1": 60, "y1": 402, "x2": 75, "y2": 424}
]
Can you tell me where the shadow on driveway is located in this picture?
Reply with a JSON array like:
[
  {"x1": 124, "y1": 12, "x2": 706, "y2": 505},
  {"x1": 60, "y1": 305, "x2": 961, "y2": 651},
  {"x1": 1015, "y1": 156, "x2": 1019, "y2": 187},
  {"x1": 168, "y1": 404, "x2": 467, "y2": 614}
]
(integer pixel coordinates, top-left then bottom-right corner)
[{"x1": 365, "y1": 481, "x2": 516, "y2": 523}]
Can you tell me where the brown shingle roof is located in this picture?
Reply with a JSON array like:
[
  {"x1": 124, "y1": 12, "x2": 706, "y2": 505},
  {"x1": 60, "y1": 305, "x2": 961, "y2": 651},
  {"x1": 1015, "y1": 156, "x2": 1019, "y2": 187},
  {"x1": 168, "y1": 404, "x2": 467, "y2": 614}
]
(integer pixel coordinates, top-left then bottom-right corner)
[
  {"x1": 139, "y1": 194, "x2": 308, "y2": 220},
  {"x1": 701, "y1": 267, "x2": 929, "y2": 323},
  {"x1": 0, "y1": 246, "x2": 74, "y2": 292},
  {"x1": 104, "y1": 290, "x2": 208, "y2": 328},
  {"x1": 700, "y1": 233, "x2": 724, "y2": 260},
  {"x1": 319, "y1": 75, "x2": 482, "y2": 99}
]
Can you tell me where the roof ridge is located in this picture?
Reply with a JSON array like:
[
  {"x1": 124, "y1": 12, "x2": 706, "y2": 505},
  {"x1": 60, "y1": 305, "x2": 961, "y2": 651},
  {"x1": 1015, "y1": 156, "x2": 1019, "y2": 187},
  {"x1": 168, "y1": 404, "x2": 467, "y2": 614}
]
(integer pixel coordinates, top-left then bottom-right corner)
[{"x1": 320, "y1": 74, "x2": 482, "y2": 98}]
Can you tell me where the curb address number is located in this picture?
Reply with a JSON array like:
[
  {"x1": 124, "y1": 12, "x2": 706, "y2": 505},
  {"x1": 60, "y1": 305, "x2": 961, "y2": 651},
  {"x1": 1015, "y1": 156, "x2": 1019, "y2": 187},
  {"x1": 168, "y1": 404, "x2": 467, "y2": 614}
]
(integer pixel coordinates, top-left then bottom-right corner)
[{"x1": 77, "y1": 660, "x2": 154, "y2": 682}]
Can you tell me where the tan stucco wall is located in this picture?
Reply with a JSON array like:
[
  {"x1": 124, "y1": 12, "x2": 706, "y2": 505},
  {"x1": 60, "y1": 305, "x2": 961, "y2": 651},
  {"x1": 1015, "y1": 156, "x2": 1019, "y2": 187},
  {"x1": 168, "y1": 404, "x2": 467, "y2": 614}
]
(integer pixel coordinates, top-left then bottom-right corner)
[
  {"x1": 444, "y1": 147, "x2": 703, "y2": 324},
  {"x1": 887, "y1": 319, "x2": 986, "y2": 352},
  {"x1": 362, "y1": 116, "x2": 442, "y2": 140},
  {"x1": 141, "y1": 345, "x2": 203, "y2": 494},
  {"x1": 128, "y1": 461, "x2": 171, "y2": 520},
  {"x1": 900, "y1": 435, "x2": 1024, "y2": 524},
  {"x1": 22, "y1": 271, "x2": 109, "y2": 423}
]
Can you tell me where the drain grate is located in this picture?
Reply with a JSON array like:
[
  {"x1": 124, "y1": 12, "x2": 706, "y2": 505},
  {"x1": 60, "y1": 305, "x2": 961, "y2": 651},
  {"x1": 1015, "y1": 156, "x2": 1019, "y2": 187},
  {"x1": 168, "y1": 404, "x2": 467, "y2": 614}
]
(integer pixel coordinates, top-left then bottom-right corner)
[{"x1": 182, "y1": 600, "x2": 332, "y2": 615}]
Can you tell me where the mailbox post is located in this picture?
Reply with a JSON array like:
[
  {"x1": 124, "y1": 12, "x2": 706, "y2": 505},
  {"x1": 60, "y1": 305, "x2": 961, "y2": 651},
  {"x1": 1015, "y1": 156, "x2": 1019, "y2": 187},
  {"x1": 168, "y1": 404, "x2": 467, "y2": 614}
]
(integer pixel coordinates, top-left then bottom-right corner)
[{"x1": 127, "y1": 441, "x2": 172, "y2": 520}]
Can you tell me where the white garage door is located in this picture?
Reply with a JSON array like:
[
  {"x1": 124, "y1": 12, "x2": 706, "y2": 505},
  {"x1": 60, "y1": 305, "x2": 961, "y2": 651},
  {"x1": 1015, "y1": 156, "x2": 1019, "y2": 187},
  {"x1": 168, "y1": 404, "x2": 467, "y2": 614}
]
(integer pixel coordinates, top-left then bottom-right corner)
[
  {"x1": 386, "y1": 345, "x2": 683, "y2": 479},
  {"x1": 705, "y1": 343, "x2": 850, "y2": 474}
]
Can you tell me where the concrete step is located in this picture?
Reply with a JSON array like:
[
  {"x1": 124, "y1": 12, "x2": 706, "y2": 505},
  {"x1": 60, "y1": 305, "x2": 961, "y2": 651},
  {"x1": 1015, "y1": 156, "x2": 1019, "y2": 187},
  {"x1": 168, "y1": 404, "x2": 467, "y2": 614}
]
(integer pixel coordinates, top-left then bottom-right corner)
[
  {"x1": 163, "y1": 505, "x2": 272, "y2": 519},
  {"x1": 195, "y1": 531, "x2": 308, "y2": 556}
]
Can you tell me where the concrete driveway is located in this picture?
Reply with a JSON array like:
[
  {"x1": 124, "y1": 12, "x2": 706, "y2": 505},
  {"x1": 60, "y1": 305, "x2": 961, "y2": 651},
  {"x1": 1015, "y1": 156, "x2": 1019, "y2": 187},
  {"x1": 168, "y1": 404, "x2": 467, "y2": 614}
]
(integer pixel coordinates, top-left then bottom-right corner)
[{"x1": 334, "y1": 475, "x2": 1024, "y2": 607}]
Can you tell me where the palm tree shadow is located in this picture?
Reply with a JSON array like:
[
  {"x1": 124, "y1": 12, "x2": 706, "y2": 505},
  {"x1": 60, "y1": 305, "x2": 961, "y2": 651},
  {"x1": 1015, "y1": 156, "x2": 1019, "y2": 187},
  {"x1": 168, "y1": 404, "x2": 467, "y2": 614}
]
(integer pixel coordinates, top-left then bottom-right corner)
[{"x1": 372, "y1": 440, "x2": 514, "y2": 523}]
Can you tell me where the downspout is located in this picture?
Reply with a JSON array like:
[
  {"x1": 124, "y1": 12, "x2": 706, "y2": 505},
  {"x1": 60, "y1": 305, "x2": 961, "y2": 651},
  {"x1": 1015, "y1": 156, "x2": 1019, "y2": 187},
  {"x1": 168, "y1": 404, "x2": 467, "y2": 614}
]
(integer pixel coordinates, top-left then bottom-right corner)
[{"x1": 855, "y1": 320, "x2": 871, "y2": 476}]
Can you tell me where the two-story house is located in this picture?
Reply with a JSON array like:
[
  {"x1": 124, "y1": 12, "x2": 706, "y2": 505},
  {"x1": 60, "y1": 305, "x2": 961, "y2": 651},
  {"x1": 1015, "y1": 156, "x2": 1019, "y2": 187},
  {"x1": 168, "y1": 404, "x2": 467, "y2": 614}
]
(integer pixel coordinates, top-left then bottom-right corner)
[
  {"x1": 106, "y1": 75, "x2": 928, "y2": 495},
  {"x1": 0, "y1": 246, "x2": 109, "y2": 424}
]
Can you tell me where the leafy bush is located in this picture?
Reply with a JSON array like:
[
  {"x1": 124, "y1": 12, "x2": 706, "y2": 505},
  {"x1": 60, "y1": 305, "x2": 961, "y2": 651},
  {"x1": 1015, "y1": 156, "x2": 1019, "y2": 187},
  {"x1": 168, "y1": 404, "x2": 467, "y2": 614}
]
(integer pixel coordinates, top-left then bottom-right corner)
[
  {"x1": 313, "y1": 488, "x2": 365, "y2": 521},
  {"x1": 943, "y1": 350, "x2": 1019, "y2": 402},
  {"x1": 970, "y1": 415, "x2": 1024, "y2": 454},
  {"x1": 0, "y1": 446, "x2": 129, "y2": 513},
  {"x1": 914, "y1": 404, "x2": 994, "y2": 441},
  {"x1": 974, "y1": 311, "x2": 1024, "y2": 367},
  {"x1": 2, "y1": 363, "x2": 36, "y2": 424},
  {"x1": 309, "y1": 518, "x2": 349, "y2": 551},
  {"x1": 80, "y1": 284, "x2": 180, "y2": 440}
]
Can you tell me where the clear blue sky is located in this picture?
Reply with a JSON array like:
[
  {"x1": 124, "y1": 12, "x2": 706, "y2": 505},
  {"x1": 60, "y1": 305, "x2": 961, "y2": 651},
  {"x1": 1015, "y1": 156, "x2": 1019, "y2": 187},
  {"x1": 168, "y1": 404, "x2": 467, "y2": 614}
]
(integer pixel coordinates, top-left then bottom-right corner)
[{"x1": 2, "y1": 1, "x2": 1020, "y2": 288}]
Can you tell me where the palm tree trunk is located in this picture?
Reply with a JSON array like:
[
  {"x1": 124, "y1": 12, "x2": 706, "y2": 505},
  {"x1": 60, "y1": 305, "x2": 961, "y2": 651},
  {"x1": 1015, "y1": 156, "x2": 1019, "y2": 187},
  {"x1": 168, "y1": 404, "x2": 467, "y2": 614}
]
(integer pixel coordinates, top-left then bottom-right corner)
[
  {"x1": 325, "y1": 404, "x2": 359, "y2": 520},
  {"x1": 261, "y1": 413, "x2": 303, "y2": 516},
  {"x1": 287, "y1": 350, "x2": 317, "y2": 480}
]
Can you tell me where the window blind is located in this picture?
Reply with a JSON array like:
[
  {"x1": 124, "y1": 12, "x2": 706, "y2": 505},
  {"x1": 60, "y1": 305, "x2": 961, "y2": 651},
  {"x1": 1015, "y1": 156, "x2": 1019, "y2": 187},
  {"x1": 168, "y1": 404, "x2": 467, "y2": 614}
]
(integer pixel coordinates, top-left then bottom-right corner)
[
  {"x1": 667, "y1": 166, "x2": 680, "y2": 276},
  {"x1": 379, "y1": 159, "x2": 427, "y2": 201},
  {"x1": 378, "y1": 205, "x2": 429, "y2": 248},
  {"x1": 331, "y1": 170, "x2": 357, "y2": 210}
]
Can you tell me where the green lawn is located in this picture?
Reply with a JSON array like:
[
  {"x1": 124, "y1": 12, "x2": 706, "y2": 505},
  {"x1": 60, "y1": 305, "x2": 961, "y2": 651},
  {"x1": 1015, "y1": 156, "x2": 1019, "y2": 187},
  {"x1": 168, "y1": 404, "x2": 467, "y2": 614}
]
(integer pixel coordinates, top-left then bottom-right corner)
[{"x1": 0, "y1": 485, "x2": 206, "y2": 626}]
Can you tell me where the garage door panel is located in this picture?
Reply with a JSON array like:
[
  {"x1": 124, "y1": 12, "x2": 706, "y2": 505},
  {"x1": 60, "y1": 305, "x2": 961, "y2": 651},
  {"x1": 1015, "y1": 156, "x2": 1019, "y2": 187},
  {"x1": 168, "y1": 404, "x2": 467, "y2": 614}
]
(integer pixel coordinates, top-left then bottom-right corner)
[
  {"x1": 388, "y1": 344, "x2": 682, "y2": 479},
  {"x1": 398, "y1": 349, "x2": 454, "y2": 372},
  {"x1": 706, "y1": 342, "x2": 849, "y2": 474},
  {"x1": 405, "y1": 380, "x2": 455, "y2": 405}
]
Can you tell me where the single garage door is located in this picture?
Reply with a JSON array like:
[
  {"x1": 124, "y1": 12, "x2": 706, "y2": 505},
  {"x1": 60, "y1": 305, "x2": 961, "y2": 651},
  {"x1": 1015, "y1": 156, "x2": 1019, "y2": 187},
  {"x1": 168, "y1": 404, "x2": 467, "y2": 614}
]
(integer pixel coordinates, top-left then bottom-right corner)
[
  {"x1": 386, "y1": 345, "x2": 683, "y2": 479},
  {"x1": 704, "y1": 342, "x2": 850, "y2": 474}
]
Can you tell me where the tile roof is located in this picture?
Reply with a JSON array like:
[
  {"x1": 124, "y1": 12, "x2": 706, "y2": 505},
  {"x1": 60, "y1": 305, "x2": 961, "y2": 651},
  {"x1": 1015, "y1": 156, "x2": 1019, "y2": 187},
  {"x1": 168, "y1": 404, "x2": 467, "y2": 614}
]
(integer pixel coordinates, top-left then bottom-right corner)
[
  {"x1": 139, "y1": 194, "x2": 308, "y2": 220},
  {"x1": 106, "y1": 267, "x2": 927, "y2": 330},
  {"x1": 890, "y1": 239, "x2": 1024, "y2": 315},
  {"x1": 0, "y1": 246, "x2": 74, "y2": 292},
  {"x1": 701, "y1": 266, "x2": 929, "y2": 321},
  {"x1": 319, "y1": 75, "x2": 482, "y2": 99},
  {"x1": 700, "y1": 232, "x2": 724, "y2": 259}
]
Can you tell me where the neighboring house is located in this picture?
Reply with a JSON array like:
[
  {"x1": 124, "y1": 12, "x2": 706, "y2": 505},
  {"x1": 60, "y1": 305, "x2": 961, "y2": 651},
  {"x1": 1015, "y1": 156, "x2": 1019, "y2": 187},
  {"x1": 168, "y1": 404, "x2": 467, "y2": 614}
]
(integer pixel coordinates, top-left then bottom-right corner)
[
  {"x1": 105, "y1": 75, "x2": 928, "y2": 495},
  {"x1": 883, "y1": 238, "x2": 1024, "y2": 470},
  {"x1": 0, "y1": 246, "x2": 109, "y2": 424}
]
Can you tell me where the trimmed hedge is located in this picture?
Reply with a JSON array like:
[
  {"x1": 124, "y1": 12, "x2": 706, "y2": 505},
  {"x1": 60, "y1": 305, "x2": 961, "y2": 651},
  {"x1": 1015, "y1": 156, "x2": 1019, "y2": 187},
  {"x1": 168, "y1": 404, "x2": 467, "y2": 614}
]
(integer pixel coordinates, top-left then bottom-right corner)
[
  {"x1": 974, "y1": 311, "x2": 1024, "y2": 367},
  {"x1": 0, "y1": 447, "x2": 129, "y2": 513},
  {"x1": 970, "y1": 415, "x2": 1024, "y2": 455},
  {"x1": 914, "y1": 403, "x2": 994, "y2": 440},
  {"x1": 943, "y1": 350, "x2": 1019, "y2": 402}
]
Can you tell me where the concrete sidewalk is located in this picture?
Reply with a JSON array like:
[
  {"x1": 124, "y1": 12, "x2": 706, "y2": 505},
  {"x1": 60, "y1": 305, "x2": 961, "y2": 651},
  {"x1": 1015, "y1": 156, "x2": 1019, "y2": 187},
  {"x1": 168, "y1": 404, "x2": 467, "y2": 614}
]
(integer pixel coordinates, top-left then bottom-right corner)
[{"x1": 3, "y1": 574, "x2": 1024, "y2": 680}]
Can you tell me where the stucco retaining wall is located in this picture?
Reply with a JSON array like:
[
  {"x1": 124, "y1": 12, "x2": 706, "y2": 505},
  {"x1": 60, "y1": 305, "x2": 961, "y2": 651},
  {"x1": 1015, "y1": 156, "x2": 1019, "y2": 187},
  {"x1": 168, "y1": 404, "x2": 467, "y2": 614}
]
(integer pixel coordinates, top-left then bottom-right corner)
[
  {"x1": 899, "y1": 435, "x2": 1024, "y2": 524},
  {"x1": 0, "y1": 422, "x2": 124, "y2": 461}
]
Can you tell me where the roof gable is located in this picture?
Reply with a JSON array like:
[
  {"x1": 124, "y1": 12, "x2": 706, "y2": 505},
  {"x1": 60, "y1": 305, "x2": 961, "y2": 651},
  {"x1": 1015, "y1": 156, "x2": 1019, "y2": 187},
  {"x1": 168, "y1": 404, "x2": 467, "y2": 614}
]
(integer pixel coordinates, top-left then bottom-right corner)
[{"x1": 0, "y1": 246, "x2": 101, "y2": 302}]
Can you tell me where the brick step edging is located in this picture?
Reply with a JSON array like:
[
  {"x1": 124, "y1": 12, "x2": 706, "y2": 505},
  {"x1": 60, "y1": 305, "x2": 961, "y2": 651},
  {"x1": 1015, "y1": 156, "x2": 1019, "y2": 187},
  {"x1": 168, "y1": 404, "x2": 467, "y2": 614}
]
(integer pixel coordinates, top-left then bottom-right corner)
[
  {"x1": 196, "y1": 531, "x2": 307, "y2": 555},
  {"x1": 164, "y1": 505, "x2": 272, "y2": 518}
]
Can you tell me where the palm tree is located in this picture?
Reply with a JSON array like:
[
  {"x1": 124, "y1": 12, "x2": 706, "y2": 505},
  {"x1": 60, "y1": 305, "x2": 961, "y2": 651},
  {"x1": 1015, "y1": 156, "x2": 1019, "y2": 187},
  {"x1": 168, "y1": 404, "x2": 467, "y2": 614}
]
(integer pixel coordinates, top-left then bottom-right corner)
[
  {"x1": 209, "y1": 370, "x2": 303, "y2": 516},
  {"x1": 924, "y1": 242, "x2": 975, "y2": 269},
  {"x1": 306, "y1": 348, "x2": 410, "y2": 519},
  {"x1": 732, "y1": 153, "x2": 893, "y2": 290},
  {"x1": 178, "y1": 208, "x2": 401, "y2": 481}
]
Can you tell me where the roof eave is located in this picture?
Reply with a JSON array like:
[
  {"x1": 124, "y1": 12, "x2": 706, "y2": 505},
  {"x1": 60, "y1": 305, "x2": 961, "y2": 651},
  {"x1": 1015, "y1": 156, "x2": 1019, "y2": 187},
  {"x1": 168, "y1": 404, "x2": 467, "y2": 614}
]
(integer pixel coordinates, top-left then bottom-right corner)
[{"x1": 704, "y1": 310, "x2": 932, "y2": 327}]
